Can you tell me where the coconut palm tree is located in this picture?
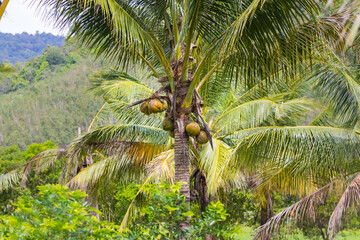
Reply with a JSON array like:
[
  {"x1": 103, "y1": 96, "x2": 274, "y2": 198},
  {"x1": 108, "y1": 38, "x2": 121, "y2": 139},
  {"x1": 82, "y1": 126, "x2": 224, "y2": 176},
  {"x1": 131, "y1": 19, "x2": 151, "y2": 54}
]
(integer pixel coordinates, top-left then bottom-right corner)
[
  {"x1": 246, "y1": 37, "x2": 360, "y2": 240},
  {"x1": 0, "y1": 65, "x2": 317, "y2": 225},
  {"x1": 29, "y1": 0, "x2": 357, "y2": 205}
]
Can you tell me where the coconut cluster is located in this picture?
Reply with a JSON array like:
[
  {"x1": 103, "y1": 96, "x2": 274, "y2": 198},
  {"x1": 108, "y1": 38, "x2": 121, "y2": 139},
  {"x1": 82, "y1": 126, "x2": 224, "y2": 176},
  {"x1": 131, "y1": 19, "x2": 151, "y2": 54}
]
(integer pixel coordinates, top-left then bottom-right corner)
[
  {"x1": 140, "y1": 98, "x2": 167, "y2": 115},
  {"x1": 185, "y1": 122, "x2": 208, "y2": 144},
  {"x1": 139, "y1": 98, "x2": 208, "y2": 144}
]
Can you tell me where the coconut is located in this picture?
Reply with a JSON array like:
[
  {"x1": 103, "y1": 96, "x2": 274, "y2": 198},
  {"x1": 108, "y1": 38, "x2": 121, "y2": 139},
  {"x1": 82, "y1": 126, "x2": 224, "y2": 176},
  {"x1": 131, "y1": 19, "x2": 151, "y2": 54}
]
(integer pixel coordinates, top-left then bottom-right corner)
[
  {"x1": 140, "y1": 101, "x2": 151, "y2": 115},
  {"x1": 162, "y1": 118, "x2": 174, "y2": 131},
  {"x1": 169, "y1": 130, "x2": 175, "y2": 138},
  {"x1": 160, "y1": 99, "x2": 167, "y2": 111},
  {"x1": 196, "y1": 131, "x2": 208, "y2": 144},
  {"x1": 186, "y1": 122, "x2": 201, "y2": 136},
  {"x1": 148, "y1": 99, "x2": 164, "y2": 113}
]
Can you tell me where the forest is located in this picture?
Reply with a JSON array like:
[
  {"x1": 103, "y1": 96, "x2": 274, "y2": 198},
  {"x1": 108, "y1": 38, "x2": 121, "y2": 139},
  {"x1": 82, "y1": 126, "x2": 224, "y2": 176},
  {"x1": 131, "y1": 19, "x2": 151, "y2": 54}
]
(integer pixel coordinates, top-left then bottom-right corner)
[
  {"x1": 2, "y1": 0, "x2": 360, "y2": 240},
  {"x1": 0, "y1": 32, "x2": 65, "y2": 64}
]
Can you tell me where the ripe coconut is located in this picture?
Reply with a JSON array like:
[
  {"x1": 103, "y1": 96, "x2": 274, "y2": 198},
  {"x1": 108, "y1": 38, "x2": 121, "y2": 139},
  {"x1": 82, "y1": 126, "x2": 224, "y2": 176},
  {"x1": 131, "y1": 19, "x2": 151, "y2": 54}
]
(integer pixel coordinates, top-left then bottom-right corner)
[
  {"x1": 196, "y1": 131, "x2": 208, "y2": 144},
  {"x1": 140, "y1": 101, "x2": 151, "y2": 115},
  {"x1": 186, "y1": 122, "x2": 201, "y2": 136},
  {"x1": 169, "y1": 130, "x2": 175, "y2": 138},
  {"x1": 148, "y1": 99, "x2": 165, "y2": 113},
  {"x1": 162, "y1": 118, "x2": 174, "y2": 131}
]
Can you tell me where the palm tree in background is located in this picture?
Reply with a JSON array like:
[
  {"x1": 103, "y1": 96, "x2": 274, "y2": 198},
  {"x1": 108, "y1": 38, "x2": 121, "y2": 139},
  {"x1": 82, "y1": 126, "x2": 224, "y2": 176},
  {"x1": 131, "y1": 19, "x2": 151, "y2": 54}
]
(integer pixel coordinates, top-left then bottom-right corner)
[
  {"x1": 249, "y1": 37, "x2": 360, "y2": 240},
  {"x1": 29, "y1": 0, "x2": 359, "y2": 207}
]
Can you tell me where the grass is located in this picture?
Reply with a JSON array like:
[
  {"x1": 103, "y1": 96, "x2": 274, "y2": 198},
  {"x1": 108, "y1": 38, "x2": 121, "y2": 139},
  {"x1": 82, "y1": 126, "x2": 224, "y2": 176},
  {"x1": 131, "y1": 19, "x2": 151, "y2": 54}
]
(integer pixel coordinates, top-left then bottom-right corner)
[{"x1": 236, "y1": 226, "x2": 360, "y2": 239}]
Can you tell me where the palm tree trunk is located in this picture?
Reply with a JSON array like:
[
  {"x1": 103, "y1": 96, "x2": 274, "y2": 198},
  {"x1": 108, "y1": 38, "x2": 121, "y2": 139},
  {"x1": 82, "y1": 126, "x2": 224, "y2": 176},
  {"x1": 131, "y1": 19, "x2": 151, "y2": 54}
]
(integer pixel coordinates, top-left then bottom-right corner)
[
  {"x1": 174, "y1": 118, "x2": 191, "y2": 203},
  {"x1": 193, "y1": 168, "x2": 210, "y2": 212},
  {"x1": 260, "y1": 191, "x2": 273, "y2": 225}
]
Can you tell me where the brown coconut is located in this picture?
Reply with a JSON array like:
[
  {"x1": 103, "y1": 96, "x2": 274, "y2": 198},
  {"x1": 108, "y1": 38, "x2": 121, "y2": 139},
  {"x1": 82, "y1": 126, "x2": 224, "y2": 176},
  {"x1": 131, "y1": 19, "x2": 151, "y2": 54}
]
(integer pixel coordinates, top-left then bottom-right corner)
[
  {"x1": 196, "y1": 131, "x2": 208, "y2": 144},
  {"x1": 186, "y1": 122, "x2": 201, "y2": 136}
]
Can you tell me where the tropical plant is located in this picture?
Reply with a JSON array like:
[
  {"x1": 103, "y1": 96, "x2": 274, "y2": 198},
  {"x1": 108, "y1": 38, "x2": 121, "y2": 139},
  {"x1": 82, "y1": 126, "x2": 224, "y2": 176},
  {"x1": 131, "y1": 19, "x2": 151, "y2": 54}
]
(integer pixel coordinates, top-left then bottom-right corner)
[
  {"x1": 124, "y1": 182, "x2": 240, "y2": 239},
  {"x1": 0, "y1": 184, "x2": 124, "y2": 240},
  {"x1": 61, "y1": 67, "x2": 321, "y2": 227},
  {"x1": 29, "y1": 0, "x2": 358, "y2": 209},
  {"x1": 249, "y1": 38, "x2": 360, "y2": 239}
]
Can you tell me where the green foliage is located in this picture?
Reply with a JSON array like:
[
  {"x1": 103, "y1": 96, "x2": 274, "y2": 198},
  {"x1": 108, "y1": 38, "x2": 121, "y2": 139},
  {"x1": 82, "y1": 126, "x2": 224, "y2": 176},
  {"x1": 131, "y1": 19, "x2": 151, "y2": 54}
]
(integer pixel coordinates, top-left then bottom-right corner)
[
  {"x1": 0, "y1": 141, "x2": 56, "y2": 173},
  {"x1": 22, "y1": 141, "x2": 57, "y2": 160},
  {"x1": 224, "y1": 189, "x2": 259, "y2": 226},
  {"x1": 0, "y1": 32, "x2": 64, "y2": 65},
  {"x1": 0, "y1": 142, "x2": 59, "y2": 214},
  {"x1": 125, "y1": 182, "x2": 241, "y2": 239},
  {"x1": 0, "y1": 184, "x2": 123, "y2": 240},
  {"x1": 0, "y1": 45, "x2": 103, "y2": 150}
]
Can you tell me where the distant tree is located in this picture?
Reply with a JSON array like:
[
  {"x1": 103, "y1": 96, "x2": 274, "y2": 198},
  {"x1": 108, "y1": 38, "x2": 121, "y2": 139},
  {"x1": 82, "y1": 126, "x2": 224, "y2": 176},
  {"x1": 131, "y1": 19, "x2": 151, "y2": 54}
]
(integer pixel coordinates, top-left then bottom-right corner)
[{"x1": 45, "y1": 47, "x2": 66, "y2": 66}]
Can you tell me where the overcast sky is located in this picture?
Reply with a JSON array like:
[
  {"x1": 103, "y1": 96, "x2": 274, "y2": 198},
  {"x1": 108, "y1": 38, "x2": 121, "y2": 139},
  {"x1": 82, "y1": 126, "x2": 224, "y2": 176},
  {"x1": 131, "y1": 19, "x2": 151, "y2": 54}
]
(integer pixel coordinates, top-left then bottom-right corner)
[{"x1": 0, "y1": 1, "x2": 64, "y2": 35}]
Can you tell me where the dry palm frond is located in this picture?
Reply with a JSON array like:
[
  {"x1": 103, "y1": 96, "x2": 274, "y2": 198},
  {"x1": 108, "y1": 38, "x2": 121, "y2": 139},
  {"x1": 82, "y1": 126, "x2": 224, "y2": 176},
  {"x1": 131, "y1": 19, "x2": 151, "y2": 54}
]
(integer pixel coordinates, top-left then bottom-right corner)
[
  {"x1": 20, "y1": 147, "x2": 68, "y2": 187},
  {"x1": 145, "y1": 149, "x2": 175, "y2": 183},
  {"x1": 253, "y1": 180, "x2": 342, "y2": 240},
  {"x1": 328, "y1": 173, "x2": 360, "y2": 239}
]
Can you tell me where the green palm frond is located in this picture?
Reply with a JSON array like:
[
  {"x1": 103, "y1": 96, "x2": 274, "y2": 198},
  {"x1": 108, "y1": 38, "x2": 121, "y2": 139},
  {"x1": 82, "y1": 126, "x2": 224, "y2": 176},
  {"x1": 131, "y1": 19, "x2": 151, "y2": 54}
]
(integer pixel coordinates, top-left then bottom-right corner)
[
  {"x1": 214, "y1": 98, "x2": 314, "y2": 136},
  {"x1": 252, "y1": 164, "x2": 319, "y2": 201},
  {"x1": 215, "y1": 99, "x2": 279, "y2": 136},
  {"x1": 34, "y1": 0, "x2": 173, "y2": 85},
  {"x1": 73, "y1": 124, "x2": 169, "y2": 153},
  {"x1": 68, "y1": 142, "x2": 166, "y2": 188},
  {"x1": 230, "y1": 126, "x2": 360, "y2": 176},
  {"x1": 198, "y1": 138, "x2": 235, "y2": 195},
  {"x1": 105, "y1": 99, "x2": 164, "y2": 126},
  {"x1": 90, "y1": 73, "x2": 155, "y2": 101},
  {"x1": 309, "y1": 63, "x2": 360, "y2": 126}
]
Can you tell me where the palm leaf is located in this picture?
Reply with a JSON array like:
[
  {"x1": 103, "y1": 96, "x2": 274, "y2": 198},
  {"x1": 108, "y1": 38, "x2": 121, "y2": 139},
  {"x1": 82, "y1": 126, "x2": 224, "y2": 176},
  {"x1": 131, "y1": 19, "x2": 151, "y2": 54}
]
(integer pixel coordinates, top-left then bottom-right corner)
[
  {"x1": 328, "y1": 173, "x2": 360, "y2": 239},
  {"x1": 253, "y1": 180, "x2": 342, "y2": 240},
  {"x1": 230, "y1": 126, "x2": 360, "y2": 176}
]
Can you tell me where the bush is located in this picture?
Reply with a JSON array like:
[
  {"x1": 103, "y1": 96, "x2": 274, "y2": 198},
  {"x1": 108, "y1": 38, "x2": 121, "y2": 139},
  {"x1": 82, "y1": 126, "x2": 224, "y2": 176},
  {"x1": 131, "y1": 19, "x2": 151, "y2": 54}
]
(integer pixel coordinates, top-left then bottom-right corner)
[
  {"x1": 0, "y1": 185, "x2": 124, "y2": 240},
  {"x1": 126, "y1": 182, "x2": 241, "y2": 239}
]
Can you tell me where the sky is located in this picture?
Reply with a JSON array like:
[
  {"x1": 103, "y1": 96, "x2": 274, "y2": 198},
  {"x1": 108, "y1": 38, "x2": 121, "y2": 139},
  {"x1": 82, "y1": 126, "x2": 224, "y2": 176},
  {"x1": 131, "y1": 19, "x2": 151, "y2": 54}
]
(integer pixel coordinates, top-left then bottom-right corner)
[{"x1": 0, "y1": 1, "x2": 64, "y2": 35}]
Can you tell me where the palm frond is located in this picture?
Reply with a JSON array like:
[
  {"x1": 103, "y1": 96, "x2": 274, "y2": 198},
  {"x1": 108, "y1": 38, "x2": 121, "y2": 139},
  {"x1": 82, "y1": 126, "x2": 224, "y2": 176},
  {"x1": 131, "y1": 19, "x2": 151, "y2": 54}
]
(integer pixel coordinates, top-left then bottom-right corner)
[
  {"x1": 90, "y1": 72, "x2": 155, "y2": 101},
  {"x1": 328, "y1": 173, "x2": 360, "y2": 239},
  {"x1": 105, "y1": 99, "x2": 164, "y2": 126},
  {"x1": 230, "y1": 126, "x2": 360, "y2": 176},
  {"x1": 145, "y1": 149, "x2": 175, "y2": 183},
  {"x1": 20, "y1": 148, "x2": 68, "y2": 187},
  {"x1": 215, "y1": 98, "x2": 314, "y2": 136},
  {"x1": 253, "y1": 180, "x2": 342, "y2": 240},
  {"x1": 198, "y1": 138, "x2": 235, "y2": 195},
  {"x1": 73, "y1": 124, "x2": 169, "y2": 153},
  {"x1": 0, "y1": 169, "x2": 22, "y2": 191},
  {"x1": 309, "y1": 41, "x2": 360, "y2": 126},
  {"x1": 33, "y1": 0, "x2": 174, "y2": 85},
  {"x1": 68, "y1": 142, "x2": 167, "y2": 189}
]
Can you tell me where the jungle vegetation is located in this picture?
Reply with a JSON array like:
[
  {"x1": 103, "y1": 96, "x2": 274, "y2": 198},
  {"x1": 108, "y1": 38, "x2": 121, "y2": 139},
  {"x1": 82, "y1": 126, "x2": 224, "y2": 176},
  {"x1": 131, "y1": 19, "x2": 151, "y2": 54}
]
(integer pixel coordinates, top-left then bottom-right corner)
[{"x1": 3, "y1": 0, "x2": 360, "y2": 239}]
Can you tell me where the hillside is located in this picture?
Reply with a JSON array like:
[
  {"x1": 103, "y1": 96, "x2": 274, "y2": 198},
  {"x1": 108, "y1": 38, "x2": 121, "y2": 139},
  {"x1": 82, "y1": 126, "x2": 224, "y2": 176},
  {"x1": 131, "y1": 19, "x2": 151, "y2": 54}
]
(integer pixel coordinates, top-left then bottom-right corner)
[
  {"x1": 0, "y1": 45, "x2": 103, "y2": 150},
  {"x1": 0, "y1": 32, "x2": 65, "y2": 64}
]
